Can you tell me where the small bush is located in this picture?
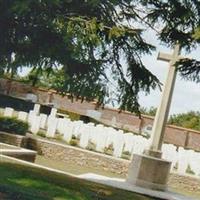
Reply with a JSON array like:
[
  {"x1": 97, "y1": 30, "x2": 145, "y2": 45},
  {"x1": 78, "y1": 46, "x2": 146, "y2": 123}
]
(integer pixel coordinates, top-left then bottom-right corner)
[
  {"x1": 121, "y1": 151, "x2": 131, "y2": 160},
  {"x1": 69, "y1": 139, "x2": 78, "y2": 146},
  {"x1": 55, "y1": 134, "x2": 63, "y2": 141},
  {"x1": 37, "y1": 131, "x2": 46, "y2": 138},
  {"x1": 72, "y1": 134, "x2": 76, "y2": 139},
  {"x1": 86, "y1": 141, "x2": 96, "y2": 151},
  {"x1": 0, "y1": 116, "x2": 29, "y2": 135},
  {"x1": 123, "y1": 151, "x2": 131, "y2": 156},
  {"x1": 104, "y1": 144, "x2": 114, "y2": 155}
]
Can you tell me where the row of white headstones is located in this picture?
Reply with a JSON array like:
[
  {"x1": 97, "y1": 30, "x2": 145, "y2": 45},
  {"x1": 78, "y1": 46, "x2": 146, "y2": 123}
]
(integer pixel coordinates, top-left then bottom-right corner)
[{"x1": 2, "y1": 105, "x2": 200, "y2": 177}]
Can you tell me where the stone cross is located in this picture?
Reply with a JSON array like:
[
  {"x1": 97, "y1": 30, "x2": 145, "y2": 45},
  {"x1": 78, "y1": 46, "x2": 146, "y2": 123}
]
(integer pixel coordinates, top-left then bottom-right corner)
[{"x1": 146, "y1": 44, "x2": 182, "y2": 157}]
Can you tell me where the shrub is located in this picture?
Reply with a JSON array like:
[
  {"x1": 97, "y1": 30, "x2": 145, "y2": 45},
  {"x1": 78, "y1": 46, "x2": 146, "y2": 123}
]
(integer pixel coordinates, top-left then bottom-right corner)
[
  {"x1": 86, "y1": 141, "x2": 96, "y2": 151},
  {"x1": 54, "y1": 134, "x2": 63, "y2": 141},
  {"x1": 0, "y1": 116, "x2": 29, "y2": 135},
  {"x1": 37, "y1": 130, "x2": 46, "y2": 138},
  {"x1": 0, "y1": 94, "x2": 51, "y2": 114},
  {"x1": 69, "y1": 139, "x2": 78, "y2": 146},
  {"x1": 104, "y1": 144, "x2": 114, "y2": 155},
  {"x1": 121, "y1": 151, "x2": 131, "y2": 160}
]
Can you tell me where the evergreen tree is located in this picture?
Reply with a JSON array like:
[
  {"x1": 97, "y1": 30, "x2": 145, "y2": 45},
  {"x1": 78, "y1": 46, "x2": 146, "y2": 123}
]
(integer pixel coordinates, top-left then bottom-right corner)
[
  {"x1": 139, "y1": 0, "x2": 200, "y2": 82},
  {"x1": 0, "y1": 0, "x2": 199, "y2": 113}
]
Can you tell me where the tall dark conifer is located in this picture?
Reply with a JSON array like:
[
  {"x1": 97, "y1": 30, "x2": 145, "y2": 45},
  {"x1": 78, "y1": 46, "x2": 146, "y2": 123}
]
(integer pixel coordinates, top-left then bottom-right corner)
[{"x1": 0, "y1": 0, "x2": 199, "y2": 113}]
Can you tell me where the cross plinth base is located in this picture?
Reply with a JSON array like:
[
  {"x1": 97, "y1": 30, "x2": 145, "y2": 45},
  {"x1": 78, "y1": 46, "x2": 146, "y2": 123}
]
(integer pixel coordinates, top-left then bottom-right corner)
[
  {"x1": 144, "y1": 149, "x2": 162, "y2": 158},
  {"x1": 126, "y1": 154, "x2": 171, "y2": 191}
]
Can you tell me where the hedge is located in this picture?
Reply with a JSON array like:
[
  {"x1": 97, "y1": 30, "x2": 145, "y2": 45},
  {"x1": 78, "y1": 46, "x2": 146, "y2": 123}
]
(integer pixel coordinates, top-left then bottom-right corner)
[
  {"x1": 0, "y1": 116, "x2": 29, "y2": 135},
  {"x1": 0, "y1": 94, "x2": 51, "y2": 114}
]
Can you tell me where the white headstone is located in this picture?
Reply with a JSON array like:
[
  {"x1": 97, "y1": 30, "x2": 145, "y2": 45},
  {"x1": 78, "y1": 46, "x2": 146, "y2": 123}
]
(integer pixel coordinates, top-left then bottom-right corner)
[
  {"x1": 63, "y1": 120, "x2": 74, "y2": 143},
  {"x1": 87, "y1": 122, "x2": 96, "y2": 144},
  {"x1": 46, "y1": 116, "x2": 58, "y2": 137},
  {"x1": 39, "y1": 114, "x2": 48, "y2": 129},
  {"x1": 50, "y1": 108, "x2": 57, "y2": 117},
  {"x1": 87, "y1": 122, "x2": 95, "y2": 135},
  {"x1": 188, "y1": 150, "x2": 200, "y2": 176},
  {"x1": 123, "y1": 133, "x2": 134, "y2": 153},
  {"x1": 132, "y1": 135, "x2": 148, "y2": 155},
  {"x1": 95, "y1": 126, "x2": 108, "y2": 153},
  {"x1": 177, "y1": 147, "x2": 189, "y2": 175},
  {"x1": 162, "y1": 144, "x2": 177, "y2": 171},
  {"x1": 33, "y1": 104, "x2": 40, "y2": 115},
  {"x1": 73, "y1": 120, "x2": 84, "y2": 138},
  {"x1": 89, "y1": 126, "x2": 99, "y2": 144},
  {"x1": 28, "y1": 110, "x2": 36, "y2": 125},
  {"x1": 113, "y1": 130, "x2": 125, "y2": 158},
  {"x1": 105, "y1": 127, "x2": 116, "y2": 148},
  {"x1": 92, "y1": 124, "x2": 104, "y2": 145},
  {"x1": 57, "y1": 118, "x2": 66, "y2": 134},
  {"x1": 79, "y1": 124, "x2": 90, "y2": 148},
  {"x1": 30, "y1": 115, "x2": 41, "y2": 134},
  {"x1": 4, "y1": 107, "x2": 14, "y2": 117},
  {"x1": 18, "y1": 111, "x2": 28, "y2": 121}
]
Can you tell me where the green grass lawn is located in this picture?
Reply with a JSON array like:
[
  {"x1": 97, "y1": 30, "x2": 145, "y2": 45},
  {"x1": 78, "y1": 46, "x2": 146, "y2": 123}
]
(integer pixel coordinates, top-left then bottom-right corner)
[{"x1": 0, "y1": 162, "x2": 159, "y2": 200}]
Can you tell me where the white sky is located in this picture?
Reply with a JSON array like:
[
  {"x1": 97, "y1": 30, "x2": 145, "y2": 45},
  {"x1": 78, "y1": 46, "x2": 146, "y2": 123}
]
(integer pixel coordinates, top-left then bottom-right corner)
[{"x1": 139, "y1": 31, "x2": 200, "y2": 115}]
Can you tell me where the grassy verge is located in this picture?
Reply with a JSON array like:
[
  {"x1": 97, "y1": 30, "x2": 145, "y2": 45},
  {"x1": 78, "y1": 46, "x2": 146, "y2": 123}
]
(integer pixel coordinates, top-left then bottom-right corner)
[{"x1": 0, "y1": 162, "x2": 157, "y2": 200}]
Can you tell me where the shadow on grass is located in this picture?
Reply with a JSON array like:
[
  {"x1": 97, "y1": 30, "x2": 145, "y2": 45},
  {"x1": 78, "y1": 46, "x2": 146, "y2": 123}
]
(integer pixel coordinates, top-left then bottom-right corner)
[{"x1": 0, "y1": 162, "x2": 159, "y2": 200}]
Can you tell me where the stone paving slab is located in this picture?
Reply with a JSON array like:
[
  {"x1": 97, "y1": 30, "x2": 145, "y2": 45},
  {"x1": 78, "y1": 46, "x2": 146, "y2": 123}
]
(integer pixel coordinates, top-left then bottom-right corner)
[
  {"x1": 78, "y1": 173, "x2": 198, "y2": 200},
  {"x1": 0, "y1": 142, "x2": 20, "y2": 149},
  {"x1": 0, "y1": 142, "x2": 37, "y2": 162}
]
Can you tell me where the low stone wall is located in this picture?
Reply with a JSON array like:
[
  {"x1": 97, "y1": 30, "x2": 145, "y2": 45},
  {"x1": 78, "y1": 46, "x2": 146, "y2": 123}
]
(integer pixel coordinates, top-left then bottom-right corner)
[
  {"x1": 0, "y1": 131, "x2": 27, "y2": 147},
  {"x1": 168, "y1": 173, "x2": 200, "y2": 196},
  {"x1": 27, "y1": 136, "x2": 130, "y2": 175}
]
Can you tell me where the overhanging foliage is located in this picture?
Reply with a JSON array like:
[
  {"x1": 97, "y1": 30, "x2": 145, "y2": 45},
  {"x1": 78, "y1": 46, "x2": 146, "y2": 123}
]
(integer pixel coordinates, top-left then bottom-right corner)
[{"x1": 0, "y1": 0, "x2": 200, "y2": 114}]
